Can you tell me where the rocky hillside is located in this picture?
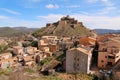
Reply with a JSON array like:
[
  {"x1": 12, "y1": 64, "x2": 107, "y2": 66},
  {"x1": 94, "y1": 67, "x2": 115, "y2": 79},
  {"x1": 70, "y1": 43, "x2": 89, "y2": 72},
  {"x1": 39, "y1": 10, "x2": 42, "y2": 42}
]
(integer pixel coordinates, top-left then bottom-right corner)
[{"x1": 33, "y1": 15, "x2": 94, "y2": 37}]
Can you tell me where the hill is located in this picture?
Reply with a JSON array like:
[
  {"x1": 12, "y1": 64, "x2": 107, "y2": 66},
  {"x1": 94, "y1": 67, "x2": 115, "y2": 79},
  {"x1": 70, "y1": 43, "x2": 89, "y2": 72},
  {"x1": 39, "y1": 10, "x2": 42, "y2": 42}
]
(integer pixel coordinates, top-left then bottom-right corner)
[
  {"x1": 14, "y1": 27, "x2": 38, "y2": 32},
  {"x1": 0, "y1": 27, "x2": 20, "y2": 37},
  {"x1": 0, "y1": 27, "x2": 38, "y2": 37},
  {"x1": 95, "y1": 29, "x2": 120, "y2": 35},
  {"x1": 33, "y1": 15, "x2": 94, "y2": 37}
]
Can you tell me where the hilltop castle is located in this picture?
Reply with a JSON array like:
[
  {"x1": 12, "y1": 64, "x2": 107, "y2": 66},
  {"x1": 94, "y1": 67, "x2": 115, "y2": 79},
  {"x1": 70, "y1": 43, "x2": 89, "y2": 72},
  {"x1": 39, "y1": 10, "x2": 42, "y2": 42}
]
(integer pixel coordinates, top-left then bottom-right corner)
[{"x1": 46, "y1": 15, "x2": 83, "y2": 28}]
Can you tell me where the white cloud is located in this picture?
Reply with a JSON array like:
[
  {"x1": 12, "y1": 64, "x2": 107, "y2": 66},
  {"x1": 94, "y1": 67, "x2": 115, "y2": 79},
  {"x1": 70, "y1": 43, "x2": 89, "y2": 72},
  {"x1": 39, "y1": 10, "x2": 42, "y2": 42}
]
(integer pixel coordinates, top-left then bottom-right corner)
[
  {"x1": 9, "y1": 20, "x2": 42, "y2": 28},
  {"x1": 101, "y1": 0, "x2": 108, "y2": 1},
  {"x1": 1, "y1": 14, "x2": 120, "y2": 29},
  {"x1": 0, "y1": 15, "x2": 9, "y2": 19},
  {"x1": 71, "y1": 14, "x2": 120, "y2": 29},
  {"x1": 87, "y1": 0, "x2": 114, "y2": 6},
  {"x1": 66, "y1": 5, "x2": 81, "y2": 8},
  {"x1": 0, "y1": 8, "x2": 21, "y2": 15},
  {"x1": 38, "y1": 14, "x2": 64, "y2": 22},
  {"x1": 46, "y1": 4, "x2": 59, "y2": 9},
  {"x1": 87, "y1": 0, "x2": 116, "y2": 15},
  {"x1": 97, "y1": 6, "x2": 116, "y2": 15},
  {"x1": 25, "y1": 0, "x2": 41, "y2": 2},
  {"x1": 87, "y1": 0, "x2": 98, "y2": 3},
  {"x1": 37, "y1": 14, "x2": 120, "y2": 29},
  {"x1": 19, "y1": 0, "x2": 41, "y2": 8},
  {"x1": 0, "y1": 15, "x2": 43, "y2": 28},
  {"x1": 101, "y1": 0, "x2": 114, "y2": 6}
]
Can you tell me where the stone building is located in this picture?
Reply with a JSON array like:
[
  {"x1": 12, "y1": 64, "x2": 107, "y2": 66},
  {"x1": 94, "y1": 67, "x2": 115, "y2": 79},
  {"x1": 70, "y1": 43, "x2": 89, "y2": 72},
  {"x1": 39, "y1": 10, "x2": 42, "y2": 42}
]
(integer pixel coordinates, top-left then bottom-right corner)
[
  {"x1": 12, "y1": 46, "x2": 24, "y2": 55},
  {"x1": 25, "y1": 46, "x2": 37, "y2": 55},
  {"x1": 66, "y1": 47, "x2": 93, "y2": 74},
  {"x1": 0, "y1": 52, "x2": 12, "y2": 59},
  {"x1": 98, "y1": 40, "x2": 120, "y2": 68},
  {"x1": 49, "y1": 43, "x2": 58, "y2": 52},
  {"x1": 38, "y1": 36, "x2": 58, "y2": 52}
]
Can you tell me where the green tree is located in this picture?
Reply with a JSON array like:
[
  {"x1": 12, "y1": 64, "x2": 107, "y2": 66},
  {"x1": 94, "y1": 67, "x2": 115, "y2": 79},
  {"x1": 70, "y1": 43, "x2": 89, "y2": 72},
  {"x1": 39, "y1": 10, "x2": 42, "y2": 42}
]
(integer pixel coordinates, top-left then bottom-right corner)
[
  {"x1": 31, "y1": 41, "x2": 38, "y2": 47},
  {"x1": 0, "y1": 44, "x2": 8, "y2": 53}
]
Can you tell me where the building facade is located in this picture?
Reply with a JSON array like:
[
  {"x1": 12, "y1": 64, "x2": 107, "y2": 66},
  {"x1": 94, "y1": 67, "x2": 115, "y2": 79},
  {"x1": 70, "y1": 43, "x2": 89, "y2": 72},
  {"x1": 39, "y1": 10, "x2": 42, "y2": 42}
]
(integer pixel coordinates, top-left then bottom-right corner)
[
  {"x1": 66, "y1": 47, "x2": 92, "y2": 74},
  {"x1": 97, "y1": 38, "x2": 120, "y2": 69}
]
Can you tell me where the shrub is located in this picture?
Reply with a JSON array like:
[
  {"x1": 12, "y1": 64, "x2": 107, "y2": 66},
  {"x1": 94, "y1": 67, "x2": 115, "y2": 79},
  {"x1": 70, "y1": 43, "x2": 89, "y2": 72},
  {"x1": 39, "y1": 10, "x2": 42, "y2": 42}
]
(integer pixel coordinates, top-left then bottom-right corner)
[{"x1": 25, "y1": 68, "x2": 35, "y2": 74}]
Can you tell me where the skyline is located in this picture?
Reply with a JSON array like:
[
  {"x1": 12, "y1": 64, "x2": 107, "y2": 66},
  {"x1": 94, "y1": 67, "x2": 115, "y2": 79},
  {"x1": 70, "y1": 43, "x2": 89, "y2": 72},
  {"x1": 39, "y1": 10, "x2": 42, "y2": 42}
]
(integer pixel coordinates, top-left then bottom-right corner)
[{"x1": 0, "y1": 0, "x2": 120, "y2": 29}]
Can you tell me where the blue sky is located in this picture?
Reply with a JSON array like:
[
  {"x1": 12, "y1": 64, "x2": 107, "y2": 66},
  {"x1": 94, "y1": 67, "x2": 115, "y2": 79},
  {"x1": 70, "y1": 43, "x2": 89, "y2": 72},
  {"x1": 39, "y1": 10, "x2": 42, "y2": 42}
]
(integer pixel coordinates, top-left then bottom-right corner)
[{"x1": 0, "y1": 0, "x2": 120, "y2": 29}]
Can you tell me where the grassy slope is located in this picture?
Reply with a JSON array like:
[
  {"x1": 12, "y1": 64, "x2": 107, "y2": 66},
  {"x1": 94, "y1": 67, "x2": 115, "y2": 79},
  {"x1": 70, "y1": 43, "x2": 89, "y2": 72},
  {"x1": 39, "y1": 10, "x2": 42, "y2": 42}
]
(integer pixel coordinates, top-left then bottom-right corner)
[{"x1": 33, "y1": 23, "x2": 93, "y2": 37}]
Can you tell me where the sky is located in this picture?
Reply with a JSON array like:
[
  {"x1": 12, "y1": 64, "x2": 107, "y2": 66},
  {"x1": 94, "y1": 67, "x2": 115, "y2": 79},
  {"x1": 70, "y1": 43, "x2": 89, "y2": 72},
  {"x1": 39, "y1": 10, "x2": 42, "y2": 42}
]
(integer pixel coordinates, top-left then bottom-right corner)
[{"x1": 0, "y1": 0, "x2": 120, "y2": 29}]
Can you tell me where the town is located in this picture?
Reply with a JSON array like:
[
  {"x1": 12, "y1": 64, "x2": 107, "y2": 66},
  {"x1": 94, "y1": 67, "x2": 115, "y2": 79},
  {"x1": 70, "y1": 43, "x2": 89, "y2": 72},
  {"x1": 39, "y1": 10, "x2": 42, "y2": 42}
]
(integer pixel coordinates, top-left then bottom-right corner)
[{"x1": 0, "y1": 16, "x2": 120, "y2": 80}]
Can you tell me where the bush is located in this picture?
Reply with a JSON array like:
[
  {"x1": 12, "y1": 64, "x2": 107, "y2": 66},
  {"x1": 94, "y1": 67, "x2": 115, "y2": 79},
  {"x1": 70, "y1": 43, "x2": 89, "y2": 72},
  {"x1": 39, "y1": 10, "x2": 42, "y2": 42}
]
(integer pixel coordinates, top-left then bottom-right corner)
[
  {"x1": 41, "y1": 57, "x2": 53, "y2": 66},
  {"x1": 25, "y1": 68, "x2": 35, "y2": 74},
  {"x1": 0, "y1": 68, "x2": 12, "y2": 75},
  {"x1": 31, "y1": 41, "x2": 38, "y2": 47},
  {"x1": 0, "y1": 44, "x2": 8, "y2": 53}
]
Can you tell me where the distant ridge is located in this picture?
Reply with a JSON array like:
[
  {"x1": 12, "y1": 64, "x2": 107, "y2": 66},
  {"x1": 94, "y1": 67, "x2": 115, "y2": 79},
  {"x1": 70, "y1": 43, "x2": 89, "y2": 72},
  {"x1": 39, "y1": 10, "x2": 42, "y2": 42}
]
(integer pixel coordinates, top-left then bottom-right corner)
[
  {"x1": 0, "y1": 27, "x2": 19, "y2": 37},
  {"x1": 94, "y1": 29, "x2": 120, "y2": 34},
  {"x1": 33, "y1": 15, "x2": 95, "y2": 37},
  {"x1": 14, "y1": 27, "x2": 38, "y2": 32},
  {"x1": 0, "y1": 27, "x2": 38, "y2": 37}
]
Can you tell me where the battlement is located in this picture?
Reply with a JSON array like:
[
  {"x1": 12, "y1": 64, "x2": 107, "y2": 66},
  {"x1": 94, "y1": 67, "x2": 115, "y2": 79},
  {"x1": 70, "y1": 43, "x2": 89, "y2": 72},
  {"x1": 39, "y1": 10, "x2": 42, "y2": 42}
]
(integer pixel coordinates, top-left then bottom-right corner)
[{"x1": 46, "y1": 15, "x2": 83, "y2": 28}]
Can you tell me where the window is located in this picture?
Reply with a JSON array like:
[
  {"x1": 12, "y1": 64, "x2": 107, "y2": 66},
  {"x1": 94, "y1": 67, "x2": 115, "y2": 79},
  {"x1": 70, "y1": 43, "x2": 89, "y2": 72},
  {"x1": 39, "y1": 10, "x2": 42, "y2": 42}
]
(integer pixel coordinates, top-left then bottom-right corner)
[
  {"x1": 102, "y1": 48, "x2": 107, "y2": 52},
  {"x1": 101, "y1": 60, "x2": 104, "y2": 63},
  {"x1": 74, "y1": 57, "x2": 76, "y2": 60},
  {"x1": 77, "y1": 58, "x2": 79, "y2": 61},
  {"x1": 105, "y1": 56, "x2": 107, "y2": 58},
  {"x1": 107, "y1": 62, "x2": 112, "y2": 65},
  {"x1": 108, "y1": 56, "x2": 115, "y2": 59},
  {"x1": 74, "y1": 63, "x2": 76, "y2": 66},
  {"x1": 102, "y1": 65, "x2": 104, "y2": 67},
  {"x1": 116, "y1": 56, "x2": 119, "y2": 58}
]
